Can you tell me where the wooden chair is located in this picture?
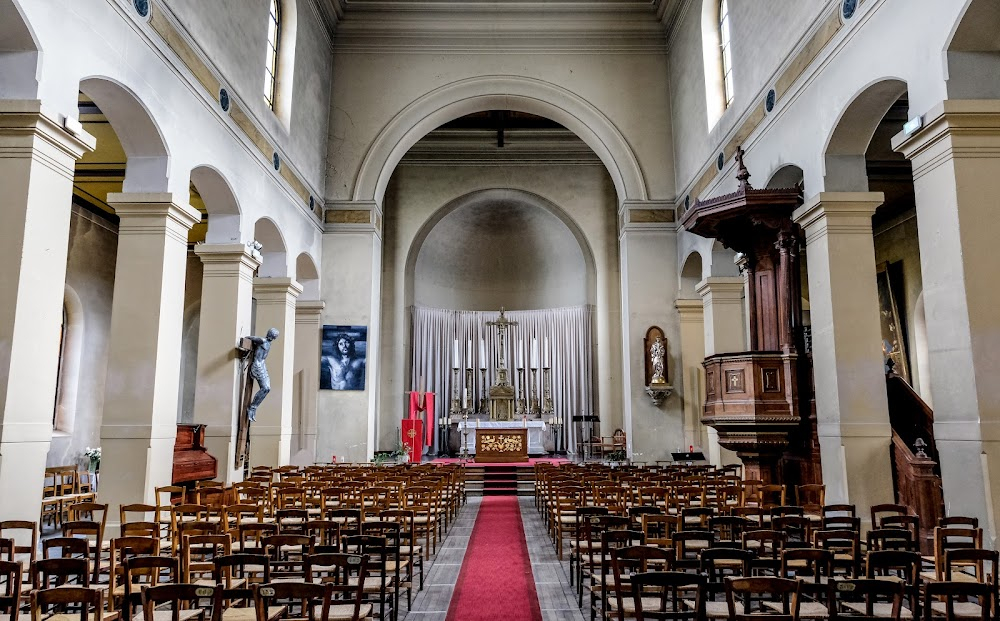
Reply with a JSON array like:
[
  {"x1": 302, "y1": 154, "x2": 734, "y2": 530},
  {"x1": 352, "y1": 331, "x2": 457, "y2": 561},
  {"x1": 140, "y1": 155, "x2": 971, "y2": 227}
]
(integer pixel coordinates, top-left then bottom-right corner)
[
  {"x1": 183, "y1": 534, "x2": 233, "y2": 585},
  {"x1": 122, "y1": 556, "x2": 180, "y2": 620},
  {"x1": 252, "y1": 583, "x2": 329, "y2": 621},
  {"x1": 378, "y1": 509, "x2": 421, "y2": 605},
  {"x1": 31, "y1": 557, "x2": 90, "y2": 590},
  {"x1": 776, "y1": 549, "x2": 834, "y2": 619},
  {"x1": 30, "y1": 586, "x2": 114, "y2": 621},
  {"x1": 726, "y1": 576, "x2": 801, "y2": 621},
  {"x1": 865, "y1": 550, "x2": 921, "y2": 619},
  {"x1": 0, "y1": 560, "x2": 22, "y2": 621},
  {"x1": 609, "y1": 546, "x2": 676, "y2": 621},
  {"x1": 630, "y1": 571, "x2": 705, "y2": 621},
  {"x1": 814, "y1": 529, "x2": 861, "y2": 578},
  {"x1": 828, "y1": 578, "x2": 905, "y2": 621},
  {"x1": 212, "y1": 555, "x2": 271, "y2": 621},
  {"x1": 140, "y1": 583, "x2": 222, "y2": 621},
  {"x1": 261, "y1": 535, "x2": 312, "y2": 582},
  {"x1": 701, "y1": 549, "x2": 755, "y2": 619},
  {"x1": 344, "y1": 533, "x2": 397, "y2": 621},
  {"x1": 304, "y1": 553, "x2": 372, "y2": 621},
  {"x1": 922, "y1": 581, "x2": 992, "y2": 621},
  {"x1": 107, "y1": 536, "x2": 159, "y2": 611}
]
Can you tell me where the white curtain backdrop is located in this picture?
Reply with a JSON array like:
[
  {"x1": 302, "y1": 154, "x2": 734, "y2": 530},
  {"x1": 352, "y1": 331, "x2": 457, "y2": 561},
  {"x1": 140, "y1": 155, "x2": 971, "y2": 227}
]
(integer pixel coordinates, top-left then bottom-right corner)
[{"x1": 410, "y1": 305, "x2": 595, "y2": 455}]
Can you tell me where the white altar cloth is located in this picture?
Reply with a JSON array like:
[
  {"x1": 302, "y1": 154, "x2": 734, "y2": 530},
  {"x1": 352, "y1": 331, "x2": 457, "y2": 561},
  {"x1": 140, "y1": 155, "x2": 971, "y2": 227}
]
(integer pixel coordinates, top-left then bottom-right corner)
[{"x1": 457, "y1": 420, "x2": 548, "y2": 455}]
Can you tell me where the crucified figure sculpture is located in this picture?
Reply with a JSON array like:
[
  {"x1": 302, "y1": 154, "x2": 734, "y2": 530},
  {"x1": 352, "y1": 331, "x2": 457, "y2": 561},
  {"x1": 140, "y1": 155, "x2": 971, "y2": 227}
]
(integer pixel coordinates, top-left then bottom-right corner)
[{"x1": 245, "y1": 328, "x2": 279, "y2": 422}]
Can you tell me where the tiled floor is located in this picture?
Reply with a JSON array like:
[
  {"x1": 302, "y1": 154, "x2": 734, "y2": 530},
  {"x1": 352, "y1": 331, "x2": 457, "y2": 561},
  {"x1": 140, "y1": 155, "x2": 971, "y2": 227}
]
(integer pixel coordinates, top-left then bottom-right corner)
[{"x1": 400, "y1": 496, "x2": 584, "y2": 621}]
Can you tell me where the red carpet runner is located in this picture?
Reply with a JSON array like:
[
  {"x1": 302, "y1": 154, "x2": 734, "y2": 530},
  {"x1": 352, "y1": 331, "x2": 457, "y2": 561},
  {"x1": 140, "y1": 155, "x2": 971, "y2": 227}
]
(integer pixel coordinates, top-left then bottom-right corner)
[{"x1": 445, "y1": 496, "x2": 544, "y2": 621}]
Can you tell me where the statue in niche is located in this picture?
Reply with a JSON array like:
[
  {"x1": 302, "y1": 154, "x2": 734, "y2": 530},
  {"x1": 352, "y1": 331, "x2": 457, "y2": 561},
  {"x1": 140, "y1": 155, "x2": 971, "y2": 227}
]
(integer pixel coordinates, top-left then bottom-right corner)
[
  {"x1": 245, "y1": 328, "x2": 279, "y2": 422},
  {"x1": 650, "y1": 336, "x2": 667, "y2": 385}
]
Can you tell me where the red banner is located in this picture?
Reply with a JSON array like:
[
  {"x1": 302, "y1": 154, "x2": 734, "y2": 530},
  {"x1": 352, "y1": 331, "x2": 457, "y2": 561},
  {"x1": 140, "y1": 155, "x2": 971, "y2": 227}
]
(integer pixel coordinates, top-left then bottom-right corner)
[
  {"x1": 401, "y1": 419, "x2": 423, "y2": 463},
  {"x1": 408, "y1": 391, "x2": 435, "y2": 446}
]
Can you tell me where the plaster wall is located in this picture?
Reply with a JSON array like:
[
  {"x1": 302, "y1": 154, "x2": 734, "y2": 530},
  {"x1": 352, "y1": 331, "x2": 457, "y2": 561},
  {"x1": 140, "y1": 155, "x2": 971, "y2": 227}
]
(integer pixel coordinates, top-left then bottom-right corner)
[
  {"x1": 47, "y1": 207, "x2": 118, "y2": 468},
  {"x1": 177, "y1": 254, "x2": 205, "y2": 423},
  {"x1": 327, "y1": 51, "x2": 674, "y2": 203},
  {"x1": 163, "y1": 0, "x2": 333, "y2": 185},
  {"x1": 374, "y1": 162, "x2": 624, "y2": 453},
  {"x1": 18, "y1": 0, "x2": 323, "y2": 265}
]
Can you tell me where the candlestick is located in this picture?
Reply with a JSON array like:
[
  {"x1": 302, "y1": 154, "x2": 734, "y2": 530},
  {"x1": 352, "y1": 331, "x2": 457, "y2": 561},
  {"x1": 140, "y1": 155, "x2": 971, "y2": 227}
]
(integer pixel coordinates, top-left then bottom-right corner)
[
  {"x1": 450, "y1": 368, "x2": 460, "y2": 415},
  {"x1": 479, "y1": 338, "x2": 486, "y2": 370}
]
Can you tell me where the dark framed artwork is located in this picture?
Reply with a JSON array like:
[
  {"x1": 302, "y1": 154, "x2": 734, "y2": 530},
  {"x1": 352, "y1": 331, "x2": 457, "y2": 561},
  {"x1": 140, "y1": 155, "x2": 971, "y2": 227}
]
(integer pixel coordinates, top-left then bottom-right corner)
[
  {"x1": 320, "y1": 325, "x2": 367, "y2": 390},
  {"x1": 876, "y1": 262, "x2": 910, "y2": 383}
]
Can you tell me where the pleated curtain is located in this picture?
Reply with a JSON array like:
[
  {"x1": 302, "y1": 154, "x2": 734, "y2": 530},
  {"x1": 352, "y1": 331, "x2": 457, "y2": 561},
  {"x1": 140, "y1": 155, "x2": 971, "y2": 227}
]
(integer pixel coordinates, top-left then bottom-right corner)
[{"x1": 410, "y1": 305, "x2": 595, "y2": 455}]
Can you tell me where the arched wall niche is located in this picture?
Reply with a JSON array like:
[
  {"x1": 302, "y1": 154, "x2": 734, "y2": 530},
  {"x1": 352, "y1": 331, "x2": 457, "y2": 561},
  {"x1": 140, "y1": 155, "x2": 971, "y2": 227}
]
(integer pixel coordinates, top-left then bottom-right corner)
[
  {"x1": 823, "y1": 79, "x2": 908, "y2": 193},
  {"x1": 295, "y1": 252, "x2": 320, "y2": 299},
  {"x1": 679, "y1": 251, "x2": 705, "y2": 299},
  {"x1": 54, "y1": 285, "x2": 84, "y2": 435},
  {"x1": 353, "y1": 76, "x2": 648, "y2": 209},
  {"x1": 766, "y1": 164, "x2": 805, "y2": 192},
  {"x1": 78, "y1": 77, "x2": 170, "y2": 194},
  {"x1": 190, "y1": 165, "x2": 242, "y2": 244},
  {"x1": 403, "y1": 188, "x2": 597, "y2": 312},
  {"x1": 0, "y1": 0, "x2": 41, "y2": 98},
  {"x1": 254, "y1": 217, "x2": 288, "y2": 278},
  {"x1": 945, "y1": 0, "x2": 1000, "y2": 99}
]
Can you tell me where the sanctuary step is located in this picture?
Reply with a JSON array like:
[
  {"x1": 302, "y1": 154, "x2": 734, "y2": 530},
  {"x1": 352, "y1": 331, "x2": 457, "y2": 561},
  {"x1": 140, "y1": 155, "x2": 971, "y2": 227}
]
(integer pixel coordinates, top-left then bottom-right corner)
[{"x1": 464, "y1": 463, "x2": 536, "y2": 496}]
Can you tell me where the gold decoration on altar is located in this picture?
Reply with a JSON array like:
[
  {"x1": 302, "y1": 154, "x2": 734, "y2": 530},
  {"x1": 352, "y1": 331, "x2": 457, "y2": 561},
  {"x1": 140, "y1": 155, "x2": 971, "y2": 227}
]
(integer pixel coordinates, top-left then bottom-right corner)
[{"x1": 480, "y1": 433, "x2": 524, "y2": 453}]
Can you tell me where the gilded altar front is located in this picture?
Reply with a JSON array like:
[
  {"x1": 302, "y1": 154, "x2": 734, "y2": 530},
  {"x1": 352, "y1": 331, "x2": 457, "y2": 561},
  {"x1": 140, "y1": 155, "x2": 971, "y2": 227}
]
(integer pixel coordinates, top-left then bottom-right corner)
[{"x1": 474, "y1": 428, "x2": 528, "y2": 463}]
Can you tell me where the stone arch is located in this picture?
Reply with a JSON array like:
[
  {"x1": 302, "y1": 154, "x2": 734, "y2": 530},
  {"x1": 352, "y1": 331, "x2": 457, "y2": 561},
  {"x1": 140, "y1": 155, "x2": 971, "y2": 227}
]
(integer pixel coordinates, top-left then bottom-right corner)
[
  {"x1": 354, "y1": 75, "x2": 648, "y2": 207},
  {"x1": 54, "y1": 285, "x2": 84, "y2": 434},
  {"x1": 945, "y1": 0, "x2": 1000, "y2": 99},
  {"x1": 823, "y1": 78, "x2": 908, "y2": 192},
  {"x1": 765, "y1": 164, "x2": 805, "y2": 192},
  {"x1": 679, "y1": 251, "x2": 705, "y2": 299},
  {"x1": 295, "y1": 252, "x2": 320, "y2": 299},
  {"x1": 79, "y1": 76, "x2": 170, "y2": 193},
  {"x1": 190, "y1": 165, "x2": 243, "y2": 244},
  {"x1": 0, "y1": 0, "x2": 41, "y2": 98},
  {"x1": 709, "y1": 240, "x2": 740, "y2": 278},
  {"x1": 403, "y1": 188, "x2": 598, "y2": 310},
  {"x1": 254, "y1": 217, "x2": 288, "y2": 278}
]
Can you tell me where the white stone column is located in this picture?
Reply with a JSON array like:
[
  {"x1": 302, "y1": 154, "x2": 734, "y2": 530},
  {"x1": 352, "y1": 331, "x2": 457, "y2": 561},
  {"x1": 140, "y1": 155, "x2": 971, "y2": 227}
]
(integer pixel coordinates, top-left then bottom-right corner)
[
  {"x1": 894, "y1": 101, "x2": 1000, "y2": 545},
  {"x1": 793, "y1": 193, "x2": 894, "y2": 515},
  {"x1": 98, "y1": 193, "x2": 200, "y2": 519},
  {"x1": 618, "y1": 202, "x2": 680, "y2": 463},
  {"x1": 319, "y1": 202, "x2": 383, "y2": 463},
  {"x1": 675, "y1": 299, "x2": 707, "y2": 450},
  {"x1": 191, "y1": 244, "x2": 260, "y2": 484},
  {"x1": 696, "y1": 277, "x2": 745, "y2": 466},
  {"x1": 248, "y1": 278, "x2": 302, "y2": 468},
  {"x1": 293, "y1": 300, "x2": 324, "y2": 461},
  {"x1": 0, "y1": 102, "x2": 93, "y2": 522}
]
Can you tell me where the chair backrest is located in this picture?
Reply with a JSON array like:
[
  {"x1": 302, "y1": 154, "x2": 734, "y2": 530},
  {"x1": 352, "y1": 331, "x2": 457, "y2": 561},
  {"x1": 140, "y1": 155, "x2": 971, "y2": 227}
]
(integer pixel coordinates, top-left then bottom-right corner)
[
  {"x1": 867, "y1": 528, "x2": 916, "y2": 552},
  {"x1": 305, "y1": 552, "x2": 369, "y2": 618},
  {"x1": 31, "y1": 557, "x2": 89, "y2": 589},
  {"x1": 212, "y1": 554, "x2": 271, "y2": 602},
  {"x1": 41, "y1": 536, "x2": 90, "y2": 560},
  {"x1": 124, "y1": 555, "x2": 181, "y2": 619},
  {"x1": 262, "y1": 535, "x2": 313, "y2": 580},
  {"x1": 31, "y1": 586, "x2": 102, "y2": 621},
  {"x1": 828, "y1": 578, "x2": 904, "y2": 621},
  {"x1": 701, "y1": 548, "x2": 754, "y2": 600},
  {"x1": 922, "y1": 581, "x2": 992, "y2": 621},
  {"x1": 631, "y1": 571, "x2": 706, "y2": 621},
  {"x1": 780, "y1": 548, "x2": 833, "y2": 584},
  {"x1": 141, "y1": 583, "x2": 223, "y2": 621},
  {"x1": 939, "y1": 516, "x2": 979, "y2": 529},
  {"x1": 253, "y1": 582, "x2": 331, "y2": 621},
  {"x1": 611, "y1": 544, "x2": 675, "y2": 609},
  {"x1": 0, "y1": 521, "x2": 37, "y2": 566},
  {"x1": 870, "y1": 504, "x2": 908, "y2": 528},
  {"x1": 944, "y1": 548, "x2": 999, "y2": 584},
  {"x1": 0, "y1": 560, "x2": 22, "y2": 621},
  {"x1": 120, "y1": 504, "x2": 156, "y2": 525},
  {"x1": 726, "y1": 576, "x2": 801, "y2": 621}
]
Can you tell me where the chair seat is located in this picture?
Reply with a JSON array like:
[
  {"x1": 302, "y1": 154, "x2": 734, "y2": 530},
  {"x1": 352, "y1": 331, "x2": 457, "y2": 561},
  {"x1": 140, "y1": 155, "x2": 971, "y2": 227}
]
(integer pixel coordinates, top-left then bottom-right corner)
[
  {"x1": 930, "y1": 601, "x2": 986, "y2": 617},
  {"x1": 399, "y1": 546, "x2": 422, "y2": 556},
  {"x1": 44, "y1": 612, "x2": 119, "y2": 621},
  {"x1": 328, "y1": 603, "x2": 373, "y2": 621},
  {"x1": 686, "y1": 600, "x2": 729, "y2": 619},
  {"x1": 607, "y1": 596, "x2": 663, "y2": 613},
  {"x1": 843, "y1": 602, "x2": 911, "y2": 617},
  {"x1": 221, "y1": 606, "x2": 286, "y2": 621},
  {"x1": 131, "y1": 609, "x2": 205, "y2": 621},
  {"x1": 920, "y1": 571, "x2": 980, "y2": 583},
  {"x1": 765, "y1": 601, "x2": 829, "y2": 618}
]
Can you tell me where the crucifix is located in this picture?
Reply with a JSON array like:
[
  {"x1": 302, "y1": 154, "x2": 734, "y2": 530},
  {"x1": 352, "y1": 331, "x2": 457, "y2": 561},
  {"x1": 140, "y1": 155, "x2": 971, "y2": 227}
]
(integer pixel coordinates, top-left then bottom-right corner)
[{"x1": 486, "y1": 307, "x2": 517, "y2": 387}]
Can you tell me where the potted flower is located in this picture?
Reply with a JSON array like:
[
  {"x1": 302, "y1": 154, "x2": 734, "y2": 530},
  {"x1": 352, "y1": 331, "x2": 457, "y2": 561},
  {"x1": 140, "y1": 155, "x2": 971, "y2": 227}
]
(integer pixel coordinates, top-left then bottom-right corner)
[
  {"x1": 605, "y1": 448, "x2": 628, "y2": 467},
  {"x1": 84, "y1": 446, "x2": 101, "y2": 473}
]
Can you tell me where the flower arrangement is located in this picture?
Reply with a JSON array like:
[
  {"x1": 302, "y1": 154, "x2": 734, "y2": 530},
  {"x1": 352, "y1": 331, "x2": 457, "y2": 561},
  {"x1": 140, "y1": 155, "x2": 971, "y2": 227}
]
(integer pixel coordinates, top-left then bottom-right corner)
[{"x1": 84, "y1": 446, "x2": 101, "y2": 471}]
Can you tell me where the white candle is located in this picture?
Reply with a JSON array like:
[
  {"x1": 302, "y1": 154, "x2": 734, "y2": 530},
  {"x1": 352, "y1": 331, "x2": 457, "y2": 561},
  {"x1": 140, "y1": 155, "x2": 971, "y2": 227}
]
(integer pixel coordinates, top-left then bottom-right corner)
[
  {"x1": 531, "y1": 338, "x2": 539, "y2": 369},
  {"x1": 453, "y1": 339, "x2": 460, "y2": 368},
  {"x1": 463, "y1": 388, "x2": 468, "y2": 408},
  {"x1": 479, "y1": 338, "x2": 486, "y2": 370},
  {"x1": 466, "y1": 339, "x2": 472, "y2": 363},
  {"x1": 544, "y1": 337, "x2": 550, "y2": 368},
  {"x1": 517, "y1": 339, "x2": 523, "y2": 368}
]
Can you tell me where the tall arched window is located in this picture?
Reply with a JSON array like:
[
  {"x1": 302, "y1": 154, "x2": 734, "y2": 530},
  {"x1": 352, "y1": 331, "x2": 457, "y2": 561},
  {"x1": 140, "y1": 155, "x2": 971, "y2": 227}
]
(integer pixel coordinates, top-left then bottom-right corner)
[
  {"x1": 719, "y1": 0, "x2": 734, "y2": 107},
  {"x1": 264, "y1": 0, "x2": 281, "y2": 109}
]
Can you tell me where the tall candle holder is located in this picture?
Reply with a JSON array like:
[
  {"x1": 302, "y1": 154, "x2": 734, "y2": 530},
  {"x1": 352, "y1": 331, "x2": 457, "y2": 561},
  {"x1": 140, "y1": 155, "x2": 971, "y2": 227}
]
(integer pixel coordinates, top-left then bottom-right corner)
[
  {"x1": 437, "y1": 414, "x2": 450, "y2": 457},
  {"x1": 479, "y1": 368, "x2": 488, "y2": 415},
  {"x1": 464, "y1": 368, "x2": 474, "y2": 410},
  {"x1": 529, "y1": 368, "x2": 539, "y2": 414},
  {"x1": 450, "y1": 368, "x2": 460, "y2": 415},
  {"x1": 459, "y1": 407, "x2": 471, "y2": 461},
  {"x1": 516, "y1": 367, "x2": 526, "y2": 417},
  {"x1": 542, "y1": 367, "x2": 554, "y2": 415}
]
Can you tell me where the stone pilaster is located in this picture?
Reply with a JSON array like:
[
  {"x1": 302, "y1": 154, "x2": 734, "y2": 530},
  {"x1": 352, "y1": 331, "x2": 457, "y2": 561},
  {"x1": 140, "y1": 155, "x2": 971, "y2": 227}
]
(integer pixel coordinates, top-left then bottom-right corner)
[
  {"x1": 98, "y1": 193, "x2": 200, "y2": 525},
  {"x1": 675, "y1": 299, "x2": 706, "y2": 450},
  {"x1": 0, "y1": 101, "x2": 94, "y2": 522},
  {"x1": 191, "y1": 243, "x2": 261, "y2": 484},
  {"x1": 894, "y1": 101, "x2": 1000, "y2": 545},
  {"x1": 793, "y1": 193, "x2": 894, "y2": 517},
  {"x1": 293, "y1": 300, "x2": 325, "y2": 461}
]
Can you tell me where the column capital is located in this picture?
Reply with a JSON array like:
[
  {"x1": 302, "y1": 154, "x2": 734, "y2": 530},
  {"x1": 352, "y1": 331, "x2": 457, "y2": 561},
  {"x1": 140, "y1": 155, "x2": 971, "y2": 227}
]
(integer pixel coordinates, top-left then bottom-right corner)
[
  {"x1": 675, "y1": 298, "x2": 704, "y2": 321},
  {"x1": 107, "y1": 193, "x2": 201, "y2": 243},
  {"x1": 254, "y1": 277, "x2": 304, "y2": 302},
  {"x1": 296, "y1": 300, "x2": 326, "y2": 322},
  {"x1": 893, "y1": 100, "x2": 1000, "y2": 172},
  {"x1": 793, "y1": 192, "x2": 884, "y2": 242},
  {"x1": 324, "y1": 200, "x2": 382, "y2": 236},
  {"x1": 617, "y1": 199, "x2": 677, "y2": 235},
  {"x1": 696, "y1": 276, "x2": 744, "y2": 301},
  {"x1": 194, "y1": 243, "x2": 262, "y2": 271},
  {"x1": 0, "y1": 100, "x2": 96, "y2": 180}
]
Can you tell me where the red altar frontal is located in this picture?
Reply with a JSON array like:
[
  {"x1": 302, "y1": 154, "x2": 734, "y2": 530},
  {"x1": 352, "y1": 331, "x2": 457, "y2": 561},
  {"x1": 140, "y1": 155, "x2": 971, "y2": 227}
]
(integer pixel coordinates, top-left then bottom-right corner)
[{"x1": 403, "y1": 391, "x2": 434, "y2": 462}]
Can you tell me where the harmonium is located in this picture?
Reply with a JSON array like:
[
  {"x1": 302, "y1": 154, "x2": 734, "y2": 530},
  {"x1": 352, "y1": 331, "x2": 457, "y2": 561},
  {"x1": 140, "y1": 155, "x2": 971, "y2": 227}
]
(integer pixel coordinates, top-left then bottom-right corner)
[{"x1": 172, "y1": 423, "x2": 218, "y2": 486}]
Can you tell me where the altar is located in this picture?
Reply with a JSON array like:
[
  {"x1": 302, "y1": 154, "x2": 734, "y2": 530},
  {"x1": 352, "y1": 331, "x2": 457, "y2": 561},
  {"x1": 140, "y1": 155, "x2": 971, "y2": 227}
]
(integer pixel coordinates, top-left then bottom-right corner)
[{"x1": 458, "y1": 420, "x2": 547, "y2": 456}]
